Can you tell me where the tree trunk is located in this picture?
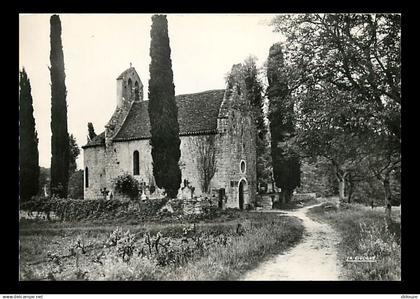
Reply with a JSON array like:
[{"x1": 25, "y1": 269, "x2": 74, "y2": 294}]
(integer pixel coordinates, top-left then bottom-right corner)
[
  {"x1": 347, "y1": 174, "x2": 354, "y2": 203},
  {"x1": 338, "y1": 177, "x2": 346, "y2": 203},
  {"x1": 333, "y1": 163, "x2": 347, "y2": 204},
  {"x1": 284, "y1": 189, "x2": 293, "y2": 203},
  {"x1": 383, "y1": 172, "x2": 392, "y2": 223}
]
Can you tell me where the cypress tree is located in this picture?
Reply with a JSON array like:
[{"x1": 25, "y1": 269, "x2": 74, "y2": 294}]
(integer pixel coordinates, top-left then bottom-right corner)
[
  {"x1": 87, "y1": 122, "x2": 97, "y2": 140},
  {"x1": 19, "y1": 68, "x2": 39, "y2": 202},
  {"x1": 267, "y1": 43, "x2": 300, "y2": 202},
  {"x1": 148, "y1": 15, "x2": 181, "y2": 198},
  {"x1": 50, "y1": 14, "x2": 69, "y2": 198}
]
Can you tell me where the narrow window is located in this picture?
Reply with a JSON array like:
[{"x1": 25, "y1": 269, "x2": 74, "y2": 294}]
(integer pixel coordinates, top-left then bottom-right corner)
[
  {"x1": 240, "y1": 160, "x2": 246, "y2": 174},
  {"x1": 133, "y1": 150, "x2": 139, "y2": 175},
  {"x1": 85, "y1": 167, "x2": 89, "y2": 188},
  {"x1": 134, "y1": 81, "x2": 140, "y2": 101},
  {"x1": 127, "y1": 79, "x2": 133, "y2": 99}
]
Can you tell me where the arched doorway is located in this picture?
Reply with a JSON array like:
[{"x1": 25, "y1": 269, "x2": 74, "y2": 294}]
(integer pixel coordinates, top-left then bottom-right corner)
[{"x1": 238, "y1": 179, "x2": 247, "y2": 210}]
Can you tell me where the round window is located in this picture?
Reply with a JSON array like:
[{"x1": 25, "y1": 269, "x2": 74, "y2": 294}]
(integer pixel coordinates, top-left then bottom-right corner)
[{"x1": 240, "y1": 160, "x2": 246, "y2": 173}]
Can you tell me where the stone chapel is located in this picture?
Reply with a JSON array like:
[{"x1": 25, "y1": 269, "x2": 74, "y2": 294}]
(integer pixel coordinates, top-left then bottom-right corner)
[{"x1": 82, "y1": 64, "x2": 257, "y2": 209}]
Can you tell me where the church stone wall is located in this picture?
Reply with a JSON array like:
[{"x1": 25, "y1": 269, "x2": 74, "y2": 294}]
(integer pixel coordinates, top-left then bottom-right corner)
[
  {"x1": 105, "y1": 136, "x2": 216, "y2": 198},
  {"x1": 213, "y1": 108, "x2": 257, "y2": 208},
  {"x1": 83, "y1": 146, "x2": 106, "y2": 199},
  {"x1": 84, "y1": 136, "x2": 215, "y2": 199},
  {"x1": 84, "y1": 65, "x2": 257, "y2": 204},
  {"x1": 103, "y1": 139, "x2": 154, "y2": 195}
]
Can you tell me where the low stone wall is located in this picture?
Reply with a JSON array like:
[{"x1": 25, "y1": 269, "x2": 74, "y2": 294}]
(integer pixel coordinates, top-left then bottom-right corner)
[
  {"x1": 256, "y1": 193, "x2": 281, "y2": 209},
  {"x1": 19, "y1": 210, "x2": 60, "y2": 221},
  {"x1": 183, "y1": 196, "x2": 218, "y2": 215}
]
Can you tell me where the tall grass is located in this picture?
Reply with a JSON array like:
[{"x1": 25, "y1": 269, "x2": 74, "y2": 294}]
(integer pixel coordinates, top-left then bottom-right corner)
[
  {"x1": 307, "y1": 203, "x2": 401, "y2": 280},
  {"x1": 165, "y1": 215, "x2": 304, "y2": 280},
  {"x1": 20, "y1": 212, "x2": 304, "y2": 281}
]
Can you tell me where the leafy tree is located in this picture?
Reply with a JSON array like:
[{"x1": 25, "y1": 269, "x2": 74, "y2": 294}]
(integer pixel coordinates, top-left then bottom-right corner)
[
  {"x1": 271, "y1": 14, "x2": 400, "y2": 144},
  {"x1": 266, "y1": 43, "x2": 301, "y2": 202},
  {"x1": 242, "y1": 56, "x2": 271, "y2": 190},
  {"x1": 68, "y1": 134, "x2": 80, "y2": 175},
  {"x1": 270, "y1": 14, "x2": 400, "y2": 213},
  {"x1": 87, "y1": 122, "x2": 97, "y2": 140},
  {"x1": 19, "y1": 68, "x2": 39, "y2": 202},
  {"x1": 293, "y1": 81, "x2": 374, "y2": 202},
  {"x1": 147, "y1": 14, "x2": 181, "y2": 198},
  {"x1": 363, "y1": 132, "x2": 400, "y2": 218},
  {"x1": 50, "y1": 14, "x2": 69, "y2": 198},
  {"x1": 298, "y1": 158, "x2": 337, "y2": 197}
]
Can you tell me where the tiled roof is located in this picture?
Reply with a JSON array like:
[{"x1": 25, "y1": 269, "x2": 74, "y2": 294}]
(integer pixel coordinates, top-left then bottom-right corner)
[
  {"x1": 82, "y1": 132, "x2": 105, "y2": 148},
  {"x1": 83, "y1": 89, "x2": 225, "y2": 147}
]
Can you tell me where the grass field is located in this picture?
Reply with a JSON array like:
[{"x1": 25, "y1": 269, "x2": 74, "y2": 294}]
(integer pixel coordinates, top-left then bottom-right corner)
[
  {"x1": 307, "y1": 201, "x2": 401, "y2": 280},
  {"x1": 19, "y1": 210, "x2": 304, "y2": 281}
]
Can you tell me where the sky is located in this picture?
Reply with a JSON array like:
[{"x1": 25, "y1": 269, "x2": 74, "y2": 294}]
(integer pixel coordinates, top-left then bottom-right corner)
[{"x1": 19, "y1": 14, "x2": 283, "y2": 169}]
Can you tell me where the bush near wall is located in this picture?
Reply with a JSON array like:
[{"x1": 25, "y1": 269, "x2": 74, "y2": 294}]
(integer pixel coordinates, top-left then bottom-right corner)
[
  {"x1": 20, "y1": 197, "x2": 169, "y2": 222},
  {"x1": 19, "y1": 196, "x2": 233, "y2": 223}
]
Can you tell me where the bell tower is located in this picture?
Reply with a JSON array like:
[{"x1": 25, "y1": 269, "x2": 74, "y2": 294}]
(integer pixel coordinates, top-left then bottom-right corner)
[{"x1": 116, "y1": 64, "x2": 143, "y2": 108}]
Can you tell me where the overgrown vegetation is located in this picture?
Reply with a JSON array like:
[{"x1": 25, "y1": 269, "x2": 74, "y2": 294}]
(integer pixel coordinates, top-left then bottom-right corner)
[
  {"x1": 87, "y1": 122, "x2": 97, "y2": 140},
  {"x1": 267, "y1": 43, "x2": 301, "y2": 203},
  {"x1": 20, "y1": 197, "x2": 169, "y2": 223},
  {"x1": 19, "y1": 196, "x2": 242, "y2": 224},
  {"x1": 20, "y1": 212, "x2": 304, "y2": 281},
  {"x1": 307, "y1": 202, "x2": 400, "y2": 280},
  {"x1": 242, "y1": 56, "x2": 271, "y2": 189}
]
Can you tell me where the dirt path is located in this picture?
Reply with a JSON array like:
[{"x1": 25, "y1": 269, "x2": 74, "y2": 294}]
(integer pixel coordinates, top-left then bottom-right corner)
[{"x1": 242, "y1": 202, "x2": 342, "y2": 281}]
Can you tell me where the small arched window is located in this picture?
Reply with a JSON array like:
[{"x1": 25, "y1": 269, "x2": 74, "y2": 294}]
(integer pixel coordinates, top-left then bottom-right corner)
[
  {"x1": 127, "y1": 78, "x2": 133, "y2": 99},
  {"x1": 133, "y1": 150, "x2": 139, "y2": 175},
  {"x1": 134, "y1": 81, "x2": 140, "y2": 101},
  {"x1": 85, "y1": 167, "x2": 89, "y2": 188},
  {"x1": 240, "y1": 160, "x2": 246, "y2": 174}
]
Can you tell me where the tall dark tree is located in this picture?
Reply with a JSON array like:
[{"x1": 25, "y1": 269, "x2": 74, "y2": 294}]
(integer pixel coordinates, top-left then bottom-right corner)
[
  {"x1": 147, "y1": 14, "x2": 181, "y2": 198},
  {"x1": 267, "y1": 43, "x2": 301, "y2": 202},
  {"x1": 50, "y1": 14, "x2": 69, "y2": 198},
  {"x1": 242, "y1": 56, "x2": 271, "y2": 190},
  {"x1": 19, "y1": 68, "x2": 39, "y2": 202},
  {"x1": 87, "y1": 122, "x2": 96, "y2": 140},
  {"x1": 68, "y1": 169, "x2": 84, "y2": 199},
  {"x1": 68, "y1": 134, "x2": 80, "y2": 175}
]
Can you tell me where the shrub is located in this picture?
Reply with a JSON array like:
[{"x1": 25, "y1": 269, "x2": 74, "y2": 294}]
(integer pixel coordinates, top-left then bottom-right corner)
[
  {"x1": 114, "y1": 174, "x2": 140, "y2": 200},
  {"x1": 20, "y1": 197, "x2": 130, "y2": 222}
]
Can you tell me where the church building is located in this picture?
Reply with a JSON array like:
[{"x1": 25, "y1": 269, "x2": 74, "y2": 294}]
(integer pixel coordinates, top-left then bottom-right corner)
[{"x1": 82, "y1": 64, "x2": 257, "y2": 209}]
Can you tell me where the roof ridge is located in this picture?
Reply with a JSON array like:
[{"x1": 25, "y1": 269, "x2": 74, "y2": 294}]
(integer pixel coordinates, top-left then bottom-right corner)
[
  {"x1": 130, "y1": 89, "x2": 226, "y2": 104},
  {"x1": 83, "y1": 89, "x2": 226, "y2": 148},
  {"x1": 175, "y1": 89, "x2": 225, "y2": 97}
]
